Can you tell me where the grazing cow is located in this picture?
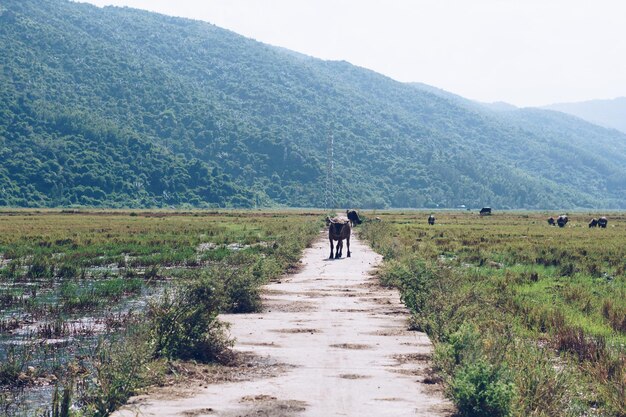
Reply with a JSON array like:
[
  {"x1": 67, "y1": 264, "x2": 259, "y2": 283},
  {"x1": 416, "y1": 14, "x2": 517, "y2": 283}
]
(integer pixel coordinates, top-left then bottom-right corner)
[
  {"x1": 589, "y1": 218, "x2": 598, "y2": 228},
  {"x1": 346, "y1": 209, "x2": 362, "y2": 227},
  {"x1": 557, "y1": 215, "x2": 568, "y2": 228},
  {"x1": 598, "y1": 217, "x2": 608, "y2": 228},
  {"x1": 548, "y1": 217, "x2": 556, "y2": 226},
  {"x1": 480, "y1": 207, "x2": 492, "y2": 216},
  {"x1": 428, "y1": 214, "x2": 436, "y2": 225},
  {"x1": 326, "y1": 217, "x2": 351, "y2": 259}
]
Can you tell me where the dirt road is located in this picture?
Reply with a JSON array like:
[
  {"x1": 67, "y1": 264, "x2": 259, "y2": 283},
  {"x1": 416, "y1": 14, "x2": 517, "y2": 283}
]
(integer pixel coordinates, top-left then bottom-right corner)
[{"x1": 114, "y1": 232, "x2": 453, "y2": 417}]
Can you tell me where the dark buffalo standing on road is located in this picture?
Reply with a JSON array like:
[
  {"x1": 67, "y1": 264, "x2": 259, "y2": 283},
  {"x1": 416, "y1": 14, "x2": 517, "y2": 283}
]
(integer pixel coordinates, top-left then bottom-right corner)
[
  {"x1": 589, "y1": 218, "x2": 598, "y2": 228},
  {"x1": 479, "y1": 207, "x2": 492, "y2": 216},
  {"x1": 548, "y1": 217, "x2": 556, "y2": 226},
  {"x1": 428, "y1": 214, "x2": 435, "y2": 225},
  {"x1": 346, "y1": 209, "x2": 362, "y2": 227},
  {"x1": 598, "y1": 217, "x2": 608, "y2": 228},
  {"x1": 557, "y1": 215, "x2": 568, "y2": 228},
  {"x1": 327, "y1": 216, "x2": 351, "y2": 259}
]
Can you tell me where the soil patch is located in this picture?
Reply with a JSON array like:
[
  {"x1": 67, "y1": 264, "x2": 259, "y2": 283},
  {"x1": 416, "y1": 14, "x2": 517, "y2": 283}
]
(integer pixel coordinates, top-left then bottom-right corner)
[
  {"x1": 338, "y1": 374, "x2": 371, "y2": 379},
  {"x1": 329, "y1": 343, "x2": 372, "y2": 350},
  {"x1": 270, "y1": 328, "x2": 320, "y2": 334},
  {"x1": 224, "y1": 398, "x2": 306, "y2": 417},
  {"x1": 263, "y1": 301, "x2": 315, "y2": 313},
  {"x1": 392, "y1": 352, "x2": 432, "y2": 363},
  {"x1": 181, "y1": 408, "x2": 216, "y2": 416},
  {"x1": 143, "y1": 352, "x2": 293, "y2": 401}
]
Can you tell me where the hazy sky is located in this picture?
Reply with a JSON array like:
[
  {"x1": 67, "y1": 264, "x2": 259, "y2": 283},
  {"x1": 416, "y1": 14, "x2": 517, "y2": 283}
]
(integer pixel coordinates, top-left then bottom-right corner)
[{"x1": 80, "y1": 0, "x2": 626, "y2": 107}]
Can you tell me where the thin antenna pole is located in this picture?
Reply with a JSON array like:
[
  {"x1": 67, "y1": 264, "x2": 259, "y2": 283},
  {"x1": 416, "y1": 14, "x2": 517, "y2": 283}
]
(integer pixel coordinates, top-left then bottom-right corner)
[{"x1": 325, "y1": 133, "x2": 334, "y2": 209}]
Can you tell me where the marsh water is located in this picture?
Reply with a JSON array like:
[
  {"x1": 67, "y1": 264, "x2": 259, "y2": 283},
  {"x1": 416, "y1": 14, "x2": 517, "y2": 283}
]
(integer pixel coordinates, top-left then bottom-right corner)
[{"x1": 0, "y1": 262, "x2": 169, "y2": 416}]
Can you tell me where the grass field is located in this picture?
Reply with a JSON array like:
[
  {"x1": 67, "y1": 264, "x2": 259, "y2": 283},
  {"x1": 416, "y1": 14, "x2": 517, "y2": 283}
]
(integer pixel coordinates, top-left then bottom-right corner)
[
  {"x1": 360, "y1": 211, "x2": 625, "y2": 417},
  {"x1": 0, "y1": 210, "x2": 322, "y2": 416},
  {"x1": 2, "y1": 209, "x2": 624, "y2": 416}
]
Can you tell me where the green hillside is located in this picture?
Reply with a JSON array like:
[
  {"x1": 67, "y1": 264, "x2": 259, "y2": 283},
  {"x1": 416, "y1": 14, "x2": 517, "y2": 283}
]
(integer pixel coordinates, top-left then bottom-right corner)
[{"x1": 1, "y1": 0, "x2": 625, "y2": 208}]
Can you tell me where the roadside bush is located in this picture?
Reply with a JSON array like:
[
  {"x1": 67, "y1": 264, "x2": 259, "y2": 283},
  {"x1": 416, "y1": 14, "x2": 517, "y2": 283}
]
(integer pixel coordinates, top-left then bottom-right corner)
[
  {"x1": 452, "y1": 360, "x2": 516, "y2": 417},
  {"x1": 148, "y1": 275, "x2": 233, "y2": 363},
  {"x1": 378, "y1": 259, "x2": 411, "y2": 287},
  {"x1": 252, "y1": 256, "x2": 282, "y2": 283},
  {"x1": 82, "y1": 327, "x2": 159, "y2": 417},
  {"x1": 224, "y1": 269, "x2": 261, "y2": 313},
  {"x1": 398, "y1": 259, "x2": 438, "y2": 315}
]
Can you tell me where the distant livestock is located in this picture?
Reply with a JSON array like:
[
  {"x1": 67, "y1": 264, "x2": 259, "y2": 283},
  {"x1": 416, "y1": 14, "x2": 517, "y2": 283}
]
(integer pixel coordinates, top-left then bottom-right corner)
[
  {"x1": 598, "y1": 217, "x2": 608, "y2": 228},
  {"x1": 428, "y1": 214, "x2": 436, "y2": 225},
  {"x1": 548, "y1": 217, "x2": 556, "y2": 226},
  {"x1": 589, "y1": 218, "x2": 598, "y2": 228},
  {"x1": 557, "y1": 215, "x2": 568, "y2": 228},
  {"x1": 346, "y1": 209, "x2": 362, "y2": 227},
  {"x1": 480, "y1": 207, "x2": 492, "y2": 216},
  {"x1": 327, "y1": 217, "x2": 351, "y2": 259}
]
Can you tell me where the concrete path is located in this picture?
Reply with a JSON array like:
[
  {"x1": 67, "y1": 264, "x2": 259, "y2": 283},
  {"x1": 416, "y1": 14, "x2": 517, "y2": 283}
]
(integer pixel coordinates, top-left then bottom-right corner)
[{"x1": 113, "y1": 232, "x2": 453, "y2": 417}]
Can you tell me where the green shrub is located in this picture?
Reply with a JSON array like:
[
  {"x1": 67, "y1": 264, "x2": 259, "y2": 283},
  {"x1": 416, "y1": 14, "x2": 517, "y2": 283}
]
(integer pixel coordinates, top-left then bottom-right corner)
[
  {"x1": 452, "y1": 360, "x2": 516, "y2": 417},
  {"x1": 223, "y1": 269, "x2": 261, "y2": 313},
  {"x1": 378, "y1": 260, "x2": 411, "y2": 287},
  {"x1": 398, "y1": 259, "x2": 437, "y2": 314},
  {"x1": 149, "y1": 275, "x2": 232, "y2": 363},
  {"x1": 82, "y1": 327, "x2": 157, "y2": 417},
  {"x1": 435, "y1": 324, "x2": 483, "y2": 377},
  {"x1": 251, "y1": 256, "x2": 282, "y2": 282}
]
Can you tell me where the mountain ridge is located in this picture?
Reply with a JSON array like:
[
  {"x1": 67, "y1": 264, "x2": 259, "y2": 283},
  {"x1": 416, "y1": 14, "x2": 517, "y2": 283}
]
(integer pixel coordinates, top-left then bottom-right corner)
[
  {"x1": 543, "y1": 97, "x2": 626, "y2": 134},
  {"x1": 1, "y1": 0, "x2": 625, "y2": 209}
]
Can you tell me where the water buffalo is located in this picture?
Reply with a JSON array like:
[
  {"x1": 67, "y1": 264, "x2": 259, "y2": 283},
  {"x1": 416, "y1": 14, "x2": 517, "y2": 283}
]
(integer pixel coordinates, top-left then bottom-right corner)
[
  {"x1": 346, "y1": 209, "x2": 362, "y2": 227},
  {"x1": 548, "y1": 217, "x2": 556, "y2": 226},
  {"x1": 589, "y1": 218, "x2": 598, "y2": 228},
  {"x1": 428, "y1": 214, "x2": 435, "y2": 225},
  {"x1": 598, "y1": 217, "x2": 608, "y2": 228},
  {"x1": 327, "y1": 217, "x2": 351, "y2": 259},
  {"x1": 479, "y1": 207, "x2": 492, "y2": 216},
  {"x1": 557, "y1": 215, "x2": 568, "y2": 228}
]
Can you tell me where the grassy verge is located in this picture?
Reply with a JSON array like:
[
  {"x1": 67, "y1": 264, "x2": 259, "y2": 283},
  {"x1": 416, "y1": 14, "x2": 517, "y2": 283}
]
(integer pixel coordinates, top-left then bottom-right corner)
[{"x1": 360, "y1": 211, "x2": 625, "y2": 417}]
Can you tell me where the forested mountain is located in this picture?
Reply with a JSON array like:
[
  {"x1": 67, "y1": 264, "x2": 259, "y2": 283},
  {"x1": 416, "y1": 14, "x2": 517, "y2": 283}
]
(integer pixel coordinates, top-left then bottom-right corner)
[
  {"x1": 1, "y1": 0, "x2": 625, "y2": 209},
  {"x1": 543, "y1": 97, "x2": 626, "y2": 134}
]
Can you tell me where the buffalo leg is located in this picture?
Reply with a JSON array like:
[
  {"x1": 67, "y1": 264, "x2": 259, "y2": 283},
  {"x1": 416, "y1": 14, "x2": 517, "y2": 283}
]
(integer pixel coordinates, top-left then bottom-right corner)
[
  {"x1": 329, "y1": 238, "x2": 334, "y2": 259},
  {"x1": 346, "y1": 235, "x2": 351, "y2": 257},
  {"x1": 336, "y1": 239, "x2": 342, "y2": 258}
]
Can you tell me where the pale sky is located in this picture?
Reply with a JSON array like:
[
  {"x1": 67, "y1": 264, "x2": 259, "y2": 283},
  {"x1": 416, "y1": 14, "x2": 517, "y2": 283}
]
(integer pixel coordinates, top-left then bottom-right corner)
[{"x1": 79, "y1": 0, "x2": 626, "y2": 107}]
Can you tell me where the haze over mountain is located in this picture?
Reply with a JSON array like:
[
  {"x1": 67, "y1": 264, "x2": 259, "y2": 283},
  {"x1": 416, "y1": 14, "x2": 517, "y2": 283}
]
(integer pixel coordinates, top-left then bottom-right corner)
[
  {"x1": 1, "y1": 0, "x2": 625, "y2": 209},
  {"x1": 543, "y1": 98, "x2": 626, "y2": 134}
]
